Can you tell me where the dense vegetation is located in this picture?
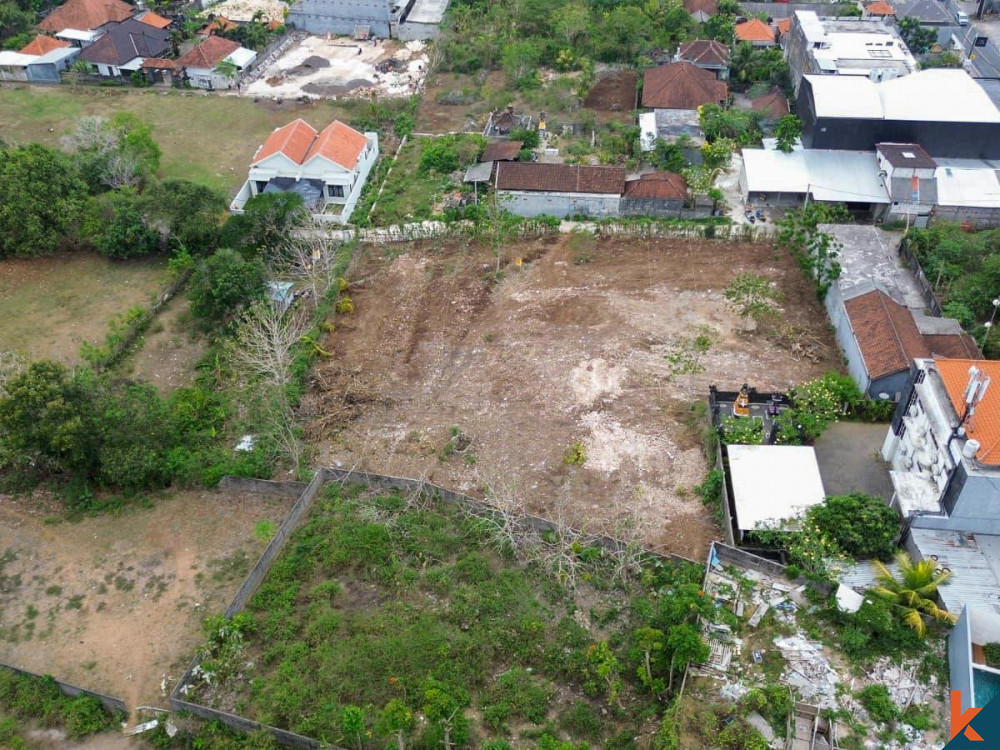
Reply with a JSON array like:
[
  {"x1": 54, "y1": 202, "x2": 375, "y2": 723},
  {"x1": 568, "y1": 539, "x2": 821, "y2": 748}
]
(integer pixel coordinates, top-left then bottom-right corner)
[
  {"x1": 905, "y1": 223, "x2": 1000, "y2": 357},
  {"x1": 0, "y1": 667, "x2": 121, "y2": 746},
  {"x1": 190, "y1": 484, "x2": 716, "y2": 749}
]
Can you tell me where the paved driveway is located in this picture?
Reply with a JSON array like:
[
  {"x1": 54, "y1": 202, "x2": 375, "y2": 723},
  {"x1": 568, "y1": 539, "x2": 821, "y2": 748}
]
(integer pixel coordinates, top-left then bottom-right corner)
[{"x1": 813, "y1": 421, "x2": 895, "y2": 501}]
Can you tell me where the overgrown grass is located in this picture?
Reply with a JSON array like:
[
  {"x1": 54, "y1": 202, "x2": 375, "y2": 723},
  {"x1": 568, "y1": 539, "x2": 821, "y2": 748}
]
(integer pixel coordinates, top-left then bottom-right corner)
[
  {"x1": 0, "y1": 667, "x2": 121, "y2": 743},
  {"x1": 189, "y1": 484, "x2": 707, "y2": 748}
]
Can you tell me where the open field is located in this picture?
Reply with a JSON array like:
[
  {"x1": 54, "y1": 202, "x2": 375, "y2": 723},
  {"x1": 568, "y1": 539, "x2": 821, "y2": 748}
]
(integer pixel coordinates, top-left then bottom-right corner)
[
  {"x1": 0, "y1": 489, "x2": 292, "y2": 713},
  {"x1": 188, "y1": 483, "x2": 705, "y2": 747},
  {"x1": 0, "y1": 86, "x2": 356, "y2": 193},
  {"x1": 0, "y1": 254, "x2": 167, "y2": 364},
  {"x1": 307, "y1": 234, "x2": 841, "y2": 559},
  {"x1": 125, "y1": 296, "x2": 206, "y2": 394}
]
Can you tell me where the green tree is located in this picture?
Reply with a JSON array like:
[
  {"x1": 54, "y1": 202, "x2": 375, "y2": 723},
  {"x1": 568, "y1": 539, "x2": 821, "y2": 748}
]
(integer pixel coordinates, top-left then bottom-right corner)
[
  {"x1": 422, "y1": 680, "x2": 469, "y2": 750},
  {"x1": 553, "y1": 1, "x2": 589, "y2": 46},
  {"x1": 870, "y1": 552, "x2": 958, "y2": 635},
  {"x1": 698, "y1": 104, "x2": 761, "y2": 146},
  {"x1": 501, "y1": 40, "x2": 541, "y2": 88},
  {"x1": 341, "y1": 705, "x2": 365, "y2": 750},
  {"x1": 141, "y1": 179, "x2": 227, "y2": 254},
  {"x1": 0, "y1": 361, "x2": 99, "y2": 480},
  {"x1": 92, "y1": 189, "x2": 160, "y2": 259},
  {"x1": 808, "y1": 492, "x2": 900, "y2": 560},
  {"x1": 723, "y1": 272, "x2": 783, "y2": 331},
  {"x1": 378, "y1": 700, "x2": 413, "y2": 750},
  {"x1": 899, "y1": 17, "x2": 936, "y2": 55},
  {"x1": 634, "y1": 626, "x2": 666, "y2": 694},
  {"x1": 774, "y1": 203, "x2": 848, "y2": 297},
  {"x1": 0, "y1": 1, "x2": 33, "y2": 43},
  {"x1": 187, "y1": 248, "x2": 268, "y2": 324},
  {"x1": 224, "y1": 192, "x2": 307, "y2": 257},
  {"x1": 774, "y1": 115, "x2": 802, "y2": 153},
  {"x1": 665, "y1": 623, "x2": 708, "y2": 692},
  {"x1": 0, "y1": 143, "x2": 86, "y2": 257},
  {"x1": 93, "y1": 380, "x2": 172, "y2": 491}
]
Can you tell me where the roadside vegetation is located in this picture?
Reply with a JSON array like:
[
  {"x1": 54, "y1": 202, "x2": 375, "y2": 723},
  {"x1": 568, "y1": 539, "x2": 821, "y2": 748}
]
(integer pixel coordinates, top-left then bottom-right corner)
[{"x1": 188, "y1": 483, "x2": 715, "y2": 749}]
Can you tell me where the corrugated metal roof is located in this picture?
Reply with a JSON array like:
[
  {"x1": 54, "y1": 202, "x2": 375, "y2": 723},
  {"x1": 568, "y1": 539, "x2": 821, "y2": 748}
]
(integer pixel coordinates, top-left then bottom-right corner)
[
  {"x1": 741, "y1": 148, "x2": 889, "y2": 203},
  {"x1": 910, "y1": 529, "x2": 1000, "y2": 616}
]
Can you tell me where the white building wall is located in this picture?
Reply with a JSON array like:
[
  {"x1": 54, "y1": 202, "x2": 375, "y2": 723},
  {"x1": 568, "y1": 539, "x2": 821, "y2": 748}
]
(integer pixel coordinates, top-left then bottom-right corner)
[{"x1": 498, "y1": 190, "x2": 621, "y2": 219}]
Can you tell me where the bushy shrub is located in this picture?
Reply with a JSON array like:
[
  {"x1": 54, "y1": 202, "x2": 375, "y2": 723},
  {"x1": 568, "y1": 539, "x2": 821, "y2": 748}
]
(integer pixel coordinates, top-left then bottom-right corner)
[
  {"x1": 91, "y1": 189, "x2": 160, "y2": 259},
  {"x1": 187, "y1": 248, "x2": 268, "y2": 325},
  {"x1": 858, "y1": 684, "x2": 898, "y2": 724},
  {"x1": 808, "y1": 492, "x2": 900, "y2": 560}
]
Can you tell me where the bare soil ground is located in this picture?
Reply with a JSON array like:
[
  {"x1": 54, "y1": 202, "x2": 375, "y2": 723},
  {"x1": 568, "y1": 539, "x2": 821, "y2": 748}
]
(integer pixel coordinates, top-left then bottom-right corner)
[
  {"x1": 0, "y1": 254, "x2": 167, "y2": 364},
  {"x1": 0, "y1": 490, "x2": 292, "y2": 714},
  {"x1": 583, "y1": 71, "x2": 639, "y2": 112},
  {"x1": 126, "y1": 296, "x2": 206, "y2": 394},
  {"x1": 306, "y1": 235, "x2": 840, "y2": 559}
]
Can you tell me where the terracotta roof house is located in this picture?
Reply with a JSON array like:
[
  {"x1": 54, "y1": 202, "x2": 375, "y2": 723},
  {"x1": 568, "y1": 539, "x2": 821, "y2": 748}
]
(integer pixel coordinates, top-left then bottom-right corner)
[
  {"x1": 675, "y1": 40, "x2": 730, "y2": 80},
  {"x1": 622, "y1": 171, "x2": 688, "y2": 201},
  {"x1": 136, "y1": 10, "x2": 172, "y2": 29},
  {"x1": 735, "y1": 18, "x2": 776, "y2": 46},
  {"x1": 683, "y1": 0, "x2": 718, "y2": 22},
  {"x1": 19, "y1": 34, "x2": 70, "y2": 55},
  {"x1": 176, "y1": 35, "x2": 257, "y2": 89},
  {"x1": 842, "y1": 288, "x2": 930, "y2": 397},
  {"x1": 495, "y1": 163, "x2": 626, "y2": 219},
  {"x1": 480, "y1": 140, "x2": 523, "y2": 163},
  {"x1": 935, "y1": 359, "x2": 1000, "y2": 465},
  {"x1": 775, "y1": 18, "x2": 791, "y2": 36},
  {"x1": 641, "y1": 62, "x2": 728, "y2": 110},
  {"x1": 231, "y1": 119, "x2": 380, "y2": 224},
  {"x1": 199, "y1": 15, "x2": 239, "y2": 36},
  {"x1": 749, "y1": 88, "x2": 790, "y2": 118},
  {"x1": 78, "y1": 18, "x2": 170, "y2": 77},
  {"x1": 863, "y1": 0, "x2": 895, "y2": 17},
  {"x1": 38, "y1": 0, "x2": 133, "y2": 33},
  {"x1": 925, "y1": 333, "x2": 980, "y2": 359}
]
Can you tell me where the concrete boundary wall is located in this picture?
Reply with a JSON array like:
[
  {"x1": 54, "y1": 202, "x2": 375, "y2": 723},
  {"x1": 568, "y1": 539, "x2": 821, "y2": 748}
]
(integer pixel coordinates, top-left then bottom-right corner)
[
  {"x1": 0, "y1": 662, "x2": 127, "y2": 715},
  {"x1": 171, "y1": 468, "x2": 698, "y2": 746}
]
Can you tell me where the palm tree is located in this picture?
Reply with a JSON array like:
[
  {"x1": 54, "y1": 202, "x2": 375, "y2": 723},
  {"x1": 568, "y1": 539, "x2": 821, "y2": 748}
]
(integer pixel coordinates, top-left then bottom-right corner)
[{"x1": 869, "y1": 552, "x2": 957, "y2": 636}]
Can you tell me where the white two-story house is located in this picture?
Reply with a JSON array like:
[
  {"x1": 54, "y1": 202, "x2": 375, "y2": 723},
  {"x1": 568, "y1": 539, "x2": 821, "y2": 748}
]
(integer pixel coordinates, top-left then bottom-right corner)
[{"x1": 231, "y1": 119, "x2": 379, "y2": 224}]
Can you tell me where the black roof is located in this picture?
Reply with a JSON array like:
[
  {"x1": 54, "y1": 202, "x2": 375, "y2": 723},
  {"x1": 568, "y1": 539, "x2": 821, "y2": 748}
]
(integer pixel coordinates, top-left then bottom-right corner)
[
  {"x1": 877, "y1": 142, "x2": 938, "y2": 169},
  {"x1": 79, "y1": 18, "x2": 170, "y2": 66}
]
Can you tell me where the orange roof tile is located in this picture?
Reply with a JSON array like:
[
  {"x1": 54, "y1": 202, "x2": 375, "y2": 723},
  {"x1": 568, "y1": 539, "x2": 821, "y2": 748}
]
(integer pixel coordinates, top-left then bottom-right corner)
[
  {"x1": 199, "y1": 15, "x2": 238, "y2": 35},
  {"x1": 38, "y1": 0, "x2": 133, "y2": 31},
  {"x1": 735, "y1": 18, "x2": 775, "y2": 43},
  {"x1": 935, "y1": 359, "x2": 1000, "y2": 465},
  {"x1": 176, "y1": 35, "x2": 240, "y2": 69},
  {"x1": 305, "y1": 120, "x2": 369, "y2": 169},
  {"x1": 865, "y1": 0, "x2": 895, "y2": 14},
  {"x1": 19, "y1": 34, "x2": 70, "y2": 55},
  {"x1": 775, "y1": 18, "x2": 791, "y2": 35},
  {"x1": 253, "y1": 119, "x2": 318, "y2": 164},
  {"x1": 138, "y1": 10, "x2": 172, "y2": 28},
  {"x1": 641, "y1": 61, "x2": 729, "y2": 109}
]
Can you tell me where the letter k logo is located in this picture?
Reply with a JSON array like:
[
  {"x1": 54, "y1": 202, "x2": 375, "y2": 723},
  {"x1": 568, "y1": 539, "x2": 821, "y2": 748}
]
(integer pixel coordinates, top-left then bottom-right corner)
[{"x1": 953, "y1": 690, "x2": 985, "y2": 741}]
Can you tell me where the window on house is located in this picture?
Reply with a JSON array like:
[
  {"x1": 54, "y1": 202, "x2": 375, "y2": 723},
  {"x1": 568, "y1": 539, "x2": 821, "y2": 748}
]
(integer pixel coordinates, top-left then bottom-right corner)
[
  {"x1": 255, "y1": 181, "x2": 268, "y2": 193},
  {"x1": 327, "y1": 184, "x2": 345, "y2": 198}
]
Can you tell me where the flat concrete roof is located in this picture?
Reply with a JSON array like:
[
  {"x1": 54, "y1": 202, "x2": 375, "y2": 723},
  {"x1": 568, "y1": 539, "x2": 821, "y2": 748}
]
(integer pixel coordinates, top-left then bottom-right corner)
[
  {"x1": 728, "y1": 444, "x2": 826, "y2": 532},
  {"x1": 406, "y1": 0, "x2": 448, "y2": 24}
]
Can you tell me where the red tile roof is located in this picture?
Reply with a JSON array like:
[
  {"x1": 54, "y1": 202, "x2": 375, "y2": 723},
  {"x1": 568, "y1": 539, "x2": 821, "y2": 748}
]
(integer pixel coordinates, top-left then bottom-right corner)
[
  {"x1": 142, "y1": 57, "x2": 178, "y2": 69},
  {"x1": 496, "y1": 163, "x2": 626, "y2": 194},
  {"x1": 936, "y1": 359, "x2": 1000, "y2": 465},
  {"x1": 750, "y1": 88, "x2": 790, "y2": 117},
  {"x1": 844, "y1": 289, "x2": 930, "y2": 380},
  {"x1": 137, "y1": 10, "x2": 172, "y2": 28},
  {"x1": 865, "y1": 0, "x2": 896, "y2": 15},
  {"x1": 305, "y1": 120, "x2": 369, "y2": 169},
  {"x1": 38, "y1": 0, "x2": 133, "y2": 31},
  {"x1": 775, "y1": 18, "x2": 791, "y2": 35},
  {"x1": 19, "y1": 34, "x2": 70, "y2": 55},
  {"x1": 641, "y1": 61, "x2": 728, "y2": 109},
  {"x1": 683, "y1": 0, "x2": 718, "y2": 16},
  {"x1": 199, "y1": 16, "x2": 238, "y2": 35},
  {"x1": 623, "y1": 171, "x2": 688, "y2": 200},
  {"x1": 676, "y1": 40, "x2": 730, "y2": 68},
  {"x1": 925, "y1": 333, "x2": 980, "y2": 360},
  {"x1": 176, "y1": 35, "x2": 240, "y2": 69},
  {"x1": 481, "y1": 140, "x2": 523, "y2": 162},
  {"x1": 252, "y1": 119, "x2": 369, "y2": 170},
  {"x1": 735, "y1": 18, "x2": 776, "y2": 43}
]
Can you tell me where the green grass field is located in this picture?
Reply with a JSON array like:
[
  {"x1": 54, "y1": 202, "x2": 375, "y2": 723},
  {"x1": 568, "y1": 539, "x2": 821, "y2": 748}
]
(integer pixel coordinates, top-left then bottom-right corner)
[{"x1": 0, "y1": 86, "x2": 355, "y2": 194}]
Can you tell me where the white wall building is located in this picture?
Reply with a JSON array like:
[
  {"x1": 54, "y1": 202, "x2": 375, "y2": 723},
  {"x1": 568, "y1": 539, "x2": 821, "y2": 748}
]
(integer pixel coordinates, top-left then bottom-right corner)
[{"x1": 231, "y1": 118, "x2": 379, "y2": 225}]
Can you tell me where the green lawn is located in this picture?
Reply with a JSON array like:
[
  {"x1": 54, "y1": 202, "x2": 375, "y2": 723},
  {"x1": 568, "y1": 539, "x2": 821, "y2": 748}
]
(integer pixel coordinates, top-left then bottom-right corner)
[
  {"x1": 0, "y1": 253, "x2": 168, "y2": 363},
  {"x1": 0, "y1": 86, "x2": 356, "y2": 194},
  {"x1": 187, "y1": 484, "x2": 708, "y2": 748}
]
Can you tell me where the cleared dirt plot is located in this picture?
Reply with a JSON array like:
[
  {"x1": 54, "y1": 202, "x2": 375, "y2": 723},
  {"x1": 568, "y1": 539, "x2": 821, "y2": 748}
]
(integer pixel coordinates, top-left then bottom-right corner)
[
  {"x1": 307, "y1": 235, "x2": 840, "y2": 559},
  {"x1": 245, "y1": 37, "x2": 430, "y2": 99},
  {"x1": 187, "y1": 483, "x2": 707, "y2": 747},
  {"x1": 0, "y1": 254, "x2": 167, "y2": 364},
  {"x1": 0, "y1": 490, "x2": 292, "y2": 712},
  {"x1": 583, "y1": 71, "x2": 639, "y2": 112}
]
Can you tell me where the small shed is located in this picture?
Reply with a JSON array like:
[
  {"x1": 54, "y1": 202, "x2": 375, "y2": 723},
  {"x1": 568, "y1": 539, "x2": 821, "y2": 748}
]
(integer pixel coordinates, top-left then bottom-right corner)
[
  {"x1": 480, "y1": 140, "x2": 523, "y2": 163},
  {"x1": 726, "y1": 444, "x2": 826, "y2": 541}
]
